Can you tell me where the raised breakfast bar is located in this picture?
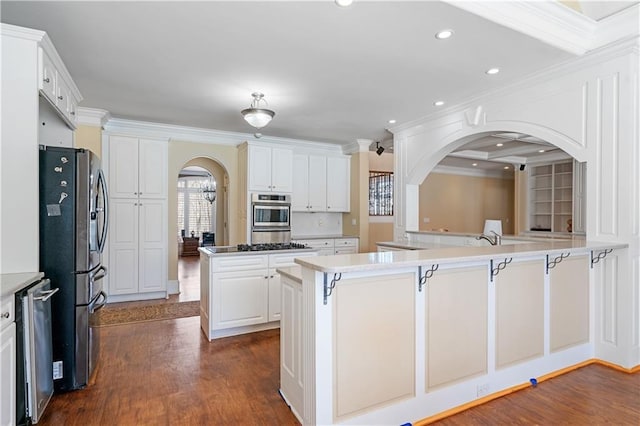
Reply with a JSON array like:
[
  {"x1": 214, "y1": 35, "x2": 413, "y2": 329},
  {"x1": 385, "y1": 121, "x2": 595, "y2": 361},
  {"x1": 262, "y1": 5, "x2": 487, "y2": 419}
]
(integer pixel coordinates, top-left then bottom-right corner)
[{"x1": 278, "y1": 240, "x2": 628, "y2": 425}]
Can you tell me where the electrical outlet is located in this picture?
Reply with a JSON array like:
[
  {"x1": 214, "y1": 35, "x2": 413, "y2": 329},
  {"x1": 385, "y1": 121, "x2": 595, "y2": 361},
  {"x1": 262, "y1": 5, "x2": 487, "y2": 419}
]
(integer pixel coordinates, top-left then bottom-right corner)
[
  {"x1": 318, "y1": 218, "x2": 324, "y2": 227},
  {"x1": 352, "y1": 218, "x2": 357, "y2": 226},
  {"x1": 476, "y1": 383, "x2": 489, "y2": 397},
  {"x1": 423, "y1": 217, "x2": 430, "y2": 223}
]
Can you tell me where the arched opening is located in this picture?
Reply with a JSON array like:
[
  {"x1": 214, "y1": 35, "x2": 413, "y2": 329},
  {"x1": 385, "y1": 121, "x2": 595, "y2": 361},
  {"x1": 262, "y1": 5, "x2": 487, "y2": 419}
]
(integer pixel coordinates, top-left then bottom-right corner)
[
  {"x1": 175, "y1": 157, "x2": 229, "y2": 302},
  {"x1": 414, "y1": 131, "x2": 585, "y2": 237}
]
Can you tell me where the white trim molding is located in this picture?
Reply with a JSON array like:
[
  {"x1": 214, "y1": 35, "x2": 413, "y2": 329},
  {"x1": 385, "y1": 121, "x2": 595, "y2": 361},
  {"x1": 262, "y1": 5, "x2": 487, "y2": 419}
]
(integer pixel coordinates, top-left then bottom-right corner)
[{"x1": 76, "y1": 107, "x2": 111, "y2": 127}]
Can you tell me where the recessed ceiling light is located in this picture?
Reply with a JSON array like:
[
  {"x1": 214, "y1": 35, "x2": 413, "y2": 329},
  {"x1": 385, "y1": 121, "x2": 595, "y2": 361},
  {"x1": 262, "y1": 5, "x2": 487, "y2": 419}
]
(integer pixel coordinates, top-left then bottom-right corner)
[
  {"x1": 388, "y1": 119, "x2": 396, "y2": 124},
  {"x1": 335, "y1": 0, "x2": 353, "y2": 7},
  {"x1": 472, "y1": 163, "x2": 478, "y2": 167},
  {"x1": 433, "y1": 101, "x2": 445, "y2": 106},
  {"x1": 496, "y1": 143, "x2": 504, "y2": 147},
  {"x1": 504, "y1": 166, "x2": 510, "y2": 170},
  {"x1": 486, "y1": 67, "x2": 500, "y2": 75},
  {"x1": 435, "y1": 29, "x2": 454, "y2": 40},
  {"x1": 538, "y1": 149, "x2": 545, "y2": 153}
]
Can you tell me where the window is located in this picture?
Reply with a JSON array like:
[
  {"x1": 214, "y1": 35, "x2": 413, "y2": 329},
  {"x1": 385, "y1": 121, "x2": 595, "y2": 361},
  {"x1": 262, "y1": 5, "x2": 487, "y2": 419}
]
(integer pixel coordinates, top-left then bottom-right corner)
[
  {"x1": 369, "y1": 171, "x2": 394, "y2": 216},
  {"x1": 177, "y1": 176, "x2": 215, "y2": 239}
]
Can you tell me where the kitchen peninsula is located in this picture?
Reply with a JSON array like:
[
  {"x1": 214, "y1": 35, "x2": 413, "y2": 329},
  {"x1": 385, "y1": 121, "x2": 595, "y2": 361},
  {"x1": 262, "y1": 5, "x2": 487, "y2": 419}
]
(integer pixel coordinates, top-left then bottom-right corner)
[
  {"x1": 281, "y1": 239, "x2": 627, "y2": 425},
  {"x1": 198, "y1": 244, "x2": 317, "y2": 340}
]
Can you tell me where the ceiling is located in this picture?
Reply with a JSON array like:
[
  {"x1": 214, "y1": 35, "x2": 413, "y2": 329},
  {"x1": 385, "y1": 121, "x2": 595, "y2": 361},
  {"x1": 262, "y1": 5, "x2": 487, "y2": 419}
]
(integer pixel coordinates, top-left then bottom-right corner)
[{"x1": 1, "y1": 1, "x2": 638, "y2": 162}]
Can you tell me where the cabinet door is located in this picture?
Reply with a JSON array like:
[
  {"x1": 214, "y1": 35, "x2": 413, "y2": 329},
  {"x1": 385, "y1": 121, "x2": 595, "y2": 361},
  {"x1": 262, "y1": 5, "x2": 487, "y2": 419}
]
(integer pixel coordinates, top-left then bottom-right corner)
[
  {"x1": 0, "y1": 322, "x2": 16, "y2": 426},
  {"x1": 271, "y1": 147, "x2": 293, "y2": 193},
  {"x1": 326, "y1": 156, "x2": 350, "y2": 212},
  {"x1": 268, "y1": 268, "x2": 282, "y2": 321},
  {"x1": 138, "y1": 138, "x2": 167, "y2": 199},
  {"x1": 109, "y1": 136, "x2": 139, "y2": 198},
  {"x1": 292, "y1": 154, "x2": 310, "y2": 211},
  {"x1": 108, "y1": 199, "x2": 139, "y2": 295},
  {"x1": 39, "y1": 48, "x2": 57, "y2": 104},
  {"x1": 212, "y1": 269, "x2": 269, "y2": 330},
  {"x1": 308, "y1": 155, "x2": 327, "y2": 212},
  {"x1": 138, "y1": 199, "x2": 166, "y2": 293},
  {"x1": 248, "y1": 145, "x2": 273, "y2": 192}
]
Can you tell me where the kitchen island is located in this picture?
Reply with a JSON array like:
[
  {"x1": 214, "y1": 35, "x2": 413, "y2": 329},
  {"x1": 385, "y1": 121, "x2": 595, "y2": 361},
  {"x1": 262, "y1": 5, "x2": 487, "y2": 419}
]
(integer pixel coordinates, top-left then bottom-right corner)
[
  {"x1": 282, "y1": 240, "x2": 628, "y2": 425},
  {"x1": 198, "y1": 245, "x2": 317, "y2": 340}
]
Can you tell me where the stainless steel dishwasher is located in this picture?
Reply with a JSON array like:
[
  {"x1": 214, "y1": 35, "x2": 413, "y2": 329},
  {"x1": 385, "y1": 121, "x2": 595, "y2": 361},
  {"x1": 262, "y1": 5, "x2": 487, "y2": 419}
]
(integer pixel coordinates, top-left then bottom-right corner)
[{"x1": 21, "y1": 278, "x2": 57, "y2": 423}]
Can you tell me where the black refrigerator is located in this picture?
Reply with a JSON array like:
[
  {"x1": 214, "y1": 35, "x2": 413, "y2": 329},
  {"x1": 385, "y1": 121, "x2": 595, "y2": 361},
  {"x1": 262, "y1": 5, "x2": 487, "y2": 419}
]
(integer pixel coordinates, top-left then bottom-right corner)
[{"x1": 39, "y1": 145, "x2": 109, "y2": 392}]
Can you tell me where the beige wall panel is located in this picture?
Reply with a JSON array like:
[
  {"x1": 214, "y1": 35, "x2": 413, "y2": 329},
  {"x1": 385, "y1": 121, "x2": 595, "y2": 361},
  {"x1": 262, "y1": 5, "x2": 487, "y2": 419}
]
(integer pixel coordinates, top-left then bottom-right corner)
[
  {"x1": 334, "y1": 273, "x2": 415, "y2": 420},
  {"x1": 369, "y1": 151, "x2": 394, "y2": 172},
  {"x1": 418, "y1": 173, "x2": 514, "y2": 235},
  {"x1": 343, "y1": 151, "x2": 369, "y2": 250},
  {"x1": 368, "y1": 222, "x2": 394, "y2": 252},
  {"x1": 495, "y1": 260, "x2": 545, "y2": 369},
  {"x1": 427, "y1": 266, "x2": 487, "y2": 390},
  {"x1": 75, "y1": 125, "x2": 102, "y2": 157},
  {"x1": 550, "y1": 255, "x2": 590, "y2": 351}
]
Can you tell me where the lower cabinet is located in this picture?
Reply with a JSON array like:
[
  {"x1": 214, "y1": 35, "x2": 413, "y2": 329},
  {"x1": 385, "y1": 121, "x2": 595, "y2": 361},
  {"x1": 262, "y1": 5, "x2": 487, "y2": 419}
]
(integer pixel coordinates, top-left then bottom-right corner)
[
  {"x1": 202, "y1": 251, "x2": 317, "y2": 340},
  {"x1": 293, "y1": 237, "x2": 359, "y2": 255},
  {"x1": 279, "y1": 272, "x2": 304, "y2": 421},
  {"x1": 108, "y1": 198, "x2": 167, "y2": 301}
]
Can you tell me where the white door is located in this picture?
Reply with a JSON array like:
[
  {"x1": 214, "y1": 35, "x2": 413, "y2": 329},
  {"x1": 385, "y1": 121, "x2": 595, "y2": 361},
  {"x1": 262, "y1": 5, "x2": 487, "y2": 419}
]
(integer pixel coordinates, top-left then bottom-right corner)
[
  {"x1": 138, "y1": 138, "x2": 167, "y2": 199},
  {"x1": 271, "y1": 147, "x2": 293, "y2": 193},
  {"x1": 109, "y1": 135, "x2": 139, "y2": 198},
  {"x1": 138, "y1": 199, "x2": 166, "y2": 293},
  {"x1": 326, "y1": 156, "x2": 350, "y2": 212},
  {"x1": 109, "y1": 199, "x2": 139, "y2": 295},
  {"x1": 213, "y1": 270, "x2": 269, "y2": 329},
  {"x1": 292, "y1": 154, "x2": 309, "y2": 211},
  {"x1": 307, "y1": 155, "x2": 327, "y2": 212},
  {"x1": 248, "y1": 145, "x2": 272, "y2": 192}
]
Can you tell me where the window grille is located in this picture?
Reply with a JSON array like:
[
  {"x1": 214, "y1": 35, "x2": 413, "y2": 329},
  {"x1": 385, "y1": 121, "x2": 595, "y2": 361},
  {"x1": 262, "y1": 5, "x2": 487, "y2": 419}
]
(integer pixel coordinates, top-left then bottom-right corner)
[{"x1": 369, "y1": 171, "x2": 394, "y2": 216}]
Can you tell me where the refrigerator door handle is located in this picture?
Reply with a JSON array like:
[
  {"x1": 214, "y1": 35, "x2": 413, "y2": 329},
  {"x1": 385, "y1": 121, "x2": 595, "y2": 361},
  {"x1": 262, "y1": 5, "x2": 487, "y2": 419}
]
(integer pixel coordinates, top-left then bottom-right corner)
[
  {"x1": 97, "y1": 169, "x2": 109, "y2": 253},
  {"x1": 92, "y1": 265, "x2": 108, "y2": 283},
  {"x1": 91, "y1": 291, "x2": 108, "y2": 313},
  {"x1": 33, "y1": 287, "x2": 60, "y2": 302}
]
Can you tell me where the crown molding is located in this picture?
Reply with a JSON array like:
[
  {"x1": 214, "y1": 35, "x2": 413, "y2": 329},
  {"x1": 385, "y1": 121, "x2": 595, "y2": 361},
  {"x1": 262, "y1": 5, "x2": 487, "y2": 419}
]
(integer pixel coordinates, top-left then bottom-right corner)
[
  {"x1": 76, "y1": 107, "x2": 111, "y2": 127},
  {"x1": 102, "y1": 117, "x2": 344, "y2": 153},
  {"x1": 432, "y1": 164, "x2": 514, "y2": 180},
  {"x1": 0, "y1": 23, "x2": 45, "y2": 41},
  {"x1": 445, "y1": 1, "x2": 639, "y2": 56}
]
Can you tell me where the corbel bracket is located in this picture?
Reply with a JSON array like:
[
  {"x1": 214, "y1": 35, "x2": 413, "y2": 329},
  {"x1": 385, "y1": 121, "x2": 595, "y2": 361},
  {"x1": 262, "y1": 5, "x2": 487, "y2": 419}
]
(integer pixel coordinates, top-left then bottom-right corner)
[
  {"x1": 418, "y1": 264, "x2": 439, "y2": 292},
  {"x1": 490, "y1": 258, "x2": 513, "y2": 282},
  {"x1": 323, "y1": 272, "x2": 342, "y2": 305},
  {"x1": 591, "y1": 249, "x2": 613, "y2": 268},
  {"x1": 546, "y1": 252, "x2": 570, "y2": 274}
]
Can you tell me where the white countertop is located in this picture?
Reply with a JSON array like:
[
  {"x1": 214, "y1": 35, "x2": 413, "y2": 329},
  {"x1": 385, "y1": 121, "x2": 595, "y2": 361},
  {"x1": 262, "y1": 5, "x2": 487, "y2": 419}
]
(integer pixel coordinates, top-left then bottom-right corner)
[
  {"x1": 406, "y1": 229, "x2": 584, "y2": 242},
  {"x1": 376, "y1": 241, "x2": 459, "y2": 250},
  {"x1": 0, "y1": 272, "x2": 44, "y2": 298},
  {"x1": 295, "y1": 240, "x2": 626, "y2": 274},
  {"x1": 199, "y1": 246, "x2": 318, "y2": 257},
  {"x1": 275, "y1": 266, "x2": 302, "y2": 283}
]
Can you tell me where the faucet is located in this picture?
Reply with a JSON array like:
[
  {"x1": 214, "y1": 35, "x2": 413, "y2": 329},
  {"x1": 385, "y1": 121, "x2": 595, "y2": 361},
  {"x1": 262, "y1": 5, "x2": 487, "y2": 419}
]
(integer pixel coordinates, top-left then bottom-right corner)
[{"x1": 476, "y1": 230, "x2": 502, "y2": 246}]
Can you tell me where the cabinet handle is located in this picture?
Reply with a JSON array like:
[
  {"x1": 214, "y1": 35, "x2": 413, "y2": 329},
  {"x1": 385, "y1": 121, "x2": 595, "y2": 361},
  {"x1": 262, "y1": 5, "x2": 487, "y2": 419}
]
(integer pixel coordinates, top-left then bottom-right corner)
[
  {"x1": 1, "y1": 312, "x2": 9, "y2": 319},
  {"x1": 270, "y1": 275, "x2": 274, "y2": 279},
  {"x1": 134, "y1": 192, "x2": 138, "y2": 195},
  {"x1": 70, "y1": 111, "x2": 76, "y2": 115},
  {"x1": 139, "y1": 192, "x2": 142, "y2": 195},
  {"x1": 264, "y1": 276, "x2": 268, "y2": 279},
  {"x1": 327, "y1": 206, "x2": 331, "y2": 209},
  {"x1": 58, "y1": 95, "x2": 64, "y2": 100},
  {"x1": 43, "y1": 77, "x2": 50, "y2": 83}
]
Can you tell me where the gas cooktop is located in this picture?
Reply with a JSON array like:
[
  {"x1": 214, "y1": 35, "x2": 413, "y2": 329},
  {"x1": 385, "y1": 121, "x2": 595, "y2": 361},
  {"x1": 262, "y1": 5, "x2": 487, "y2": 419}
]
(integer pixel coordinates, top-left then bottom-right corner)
[{"x1": 236, "y1": 242, "x2": 307, "y2": 252}]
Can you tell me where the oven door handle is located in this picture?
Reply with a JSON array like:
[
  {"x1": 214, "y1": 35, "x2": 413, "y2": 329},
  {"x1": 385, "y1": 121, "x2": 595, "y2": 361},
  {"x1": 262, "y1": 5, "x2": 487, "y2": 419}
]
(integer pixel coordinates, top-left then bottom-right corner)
[{"x1": 34, "y1": 287, "x2": 60, "y2": 302}]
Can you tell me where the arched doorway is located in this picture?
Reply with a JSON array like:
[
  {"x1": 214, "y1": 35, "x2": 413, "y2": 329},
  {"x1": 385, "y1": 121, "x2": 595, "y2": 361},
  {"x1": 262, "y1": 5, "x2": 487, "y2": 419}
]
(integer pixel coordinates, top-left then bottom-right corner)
[{"x1": 175, "y1": 158, "x2": 229, "y2": 302}]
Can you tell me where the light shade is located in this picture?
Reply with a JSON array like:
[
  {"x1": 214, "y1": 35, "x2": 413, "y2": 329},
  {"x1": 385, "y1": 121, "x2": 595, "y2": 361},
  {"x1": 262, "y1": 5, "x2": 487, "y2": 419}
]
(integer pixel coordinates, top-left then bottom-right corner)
[
  {"x1": 241, "y1": 92, "x2": 275, "y2": 129},
  {"x1": 483, "y1": 219, "x2": 503, "y2": 236}
]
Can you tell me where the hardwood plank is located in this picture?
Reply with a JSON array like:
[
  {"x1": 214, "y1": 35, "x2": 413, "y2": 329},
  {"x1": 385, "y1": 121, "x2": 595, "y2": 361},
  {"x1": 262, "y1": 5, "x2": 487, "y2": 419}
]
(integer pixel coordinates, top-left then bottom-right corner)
[{"x1": 38, "y1": 316, "x2": 639, "y2": 425}]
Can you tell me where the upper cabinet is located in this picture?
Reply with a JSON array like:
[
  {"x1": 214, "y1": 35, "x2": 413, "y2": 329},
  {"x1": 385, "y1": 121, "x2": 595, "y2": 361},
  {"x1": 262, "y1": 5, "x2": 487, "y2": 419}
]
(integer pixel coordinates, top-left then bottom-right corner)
[
  {"x1": 38, "y1": 46, "x2": 80, "y2": 128},
  {"x1": 292, "y1": 154, "x2": 327, "y2": 212},
  {"x1": 292, "y1": 154, "x2": 350, "y2": 213},
  {"x1": 108, "y1": 135, "x2": 168, "y2": 199},
  {"x1": 326, "y1": 156, "x2": 350, "y2": 212},
  {"x1": 247, "y1": 145, "x2": 293, "y2": 193}
]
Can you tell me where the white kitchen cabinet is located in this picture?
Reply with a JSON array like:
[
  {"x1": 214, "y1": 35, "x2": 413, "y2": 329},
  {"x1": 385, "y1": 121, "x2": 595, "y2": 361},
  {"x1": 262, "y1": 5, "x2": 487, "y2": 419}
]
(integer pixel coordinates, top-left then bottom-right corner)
[
  {"x1": 280, "y1": 271, "x2": 304, "y2": 421},
  {"x1": 0, "y1": 295, "x2": 16, "y2": 426},
  {"x1": 326, "y1": 156, "x2": 350, "y2": 212},
  {"x1": 247, "y1": 145, "x2": 293, "y2": 193},
  {"x1": 108, "y1": 198, "x2": 167, "y2": 298},
  {"x1": 201, "y1": 250, "x2": 317, "y2": 340},
  {"x1": 293, "y1": 237, "x2": 359, "y2": 255},
  {"x1": 108, "y1": 135, "x2": 167, "y2": 199},
  {"x1": 37, "y1": 47, "x2": 80, "y2": 128},
  {"x1": 292, "y1": 154, "x2": 327, "y2": 212}
]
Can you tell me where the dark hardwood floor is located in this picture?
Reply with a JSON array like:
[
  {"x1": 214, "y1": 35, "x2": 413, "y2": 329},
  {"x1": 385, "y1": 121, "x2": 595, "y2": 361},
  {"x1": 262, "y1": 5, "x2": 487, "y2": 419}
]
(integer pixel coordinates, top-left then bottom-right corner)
[{"x1": 39, "y1": 316, "x2": 640, "y2": 425}]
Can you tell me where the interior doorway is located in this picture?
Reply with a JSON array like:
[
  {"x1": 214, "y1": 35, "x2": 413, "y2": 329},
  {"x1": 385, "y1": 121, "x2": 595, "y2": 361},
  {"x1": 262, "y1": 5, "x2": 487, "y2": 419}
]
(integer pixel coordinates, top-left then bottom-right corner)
[{"x1": 177, "y1": 165, "x2": 217, "y2": 301}]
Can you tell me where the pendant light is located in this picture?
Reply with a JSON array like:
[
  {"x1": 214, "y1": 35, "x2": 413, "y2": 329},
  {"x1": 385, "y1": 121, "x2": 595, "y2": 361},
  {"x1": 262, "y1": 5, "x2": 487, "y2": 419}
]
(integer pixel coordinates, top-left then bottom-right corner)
[
  {"x1": 202, "y1": 179, "x2": 216, "y2": 204},
  {"x1": 241, "y1": 92, "x2": 275, "y2": 129}
]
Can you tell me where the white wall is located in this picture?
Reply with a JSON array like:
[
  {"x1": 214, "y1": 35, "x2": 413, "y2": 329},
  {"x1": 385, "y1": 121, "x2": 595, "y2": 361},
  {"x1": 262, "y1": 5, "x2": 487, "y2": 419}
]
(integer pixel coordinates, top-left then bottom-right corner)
[{"x1": 392, "y1": 39, "x2": 640, "y2": 369}]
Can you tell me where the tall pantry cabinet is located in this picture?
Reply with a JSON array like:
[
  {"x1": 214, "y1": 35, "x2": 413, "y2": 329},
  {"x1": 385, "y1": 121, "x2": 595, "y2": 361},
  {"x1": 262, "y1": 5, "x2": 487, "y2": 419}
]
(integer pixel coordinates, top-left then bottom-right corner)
[{"x1": 105, "y1": 135, "x2": 168, "y2": 302}]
